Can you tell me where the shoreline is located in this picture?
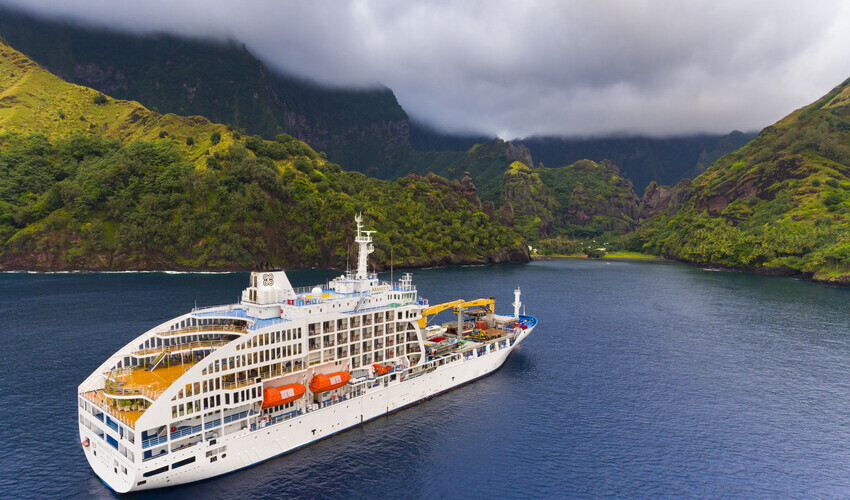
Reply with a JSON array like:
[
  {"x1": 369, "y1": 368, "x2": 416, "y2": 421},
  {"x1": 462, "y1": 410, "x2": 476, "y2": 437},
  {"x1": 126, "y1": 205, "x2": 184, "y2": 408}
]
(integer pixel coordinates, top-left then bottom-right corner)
[
  {"x1": 532, "y1": 254, "x2": 849, "y2": 287},
  {"x1": 532, "y1": 254, "x2": 667, "y2": 262},
  {"x1": 3, "y1": 258, "x2": 846, "y2": 287}
]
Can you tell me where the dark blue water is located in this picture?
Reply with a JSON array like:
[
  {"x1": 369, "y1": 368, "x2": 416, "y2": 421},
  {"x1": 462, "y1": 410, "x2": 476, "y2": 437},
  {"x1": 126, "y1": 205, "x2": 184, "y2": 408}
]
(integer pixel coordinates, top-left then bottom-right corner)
[{"x1": 2, "y1": 260, "x2": 849, "y2": 499}]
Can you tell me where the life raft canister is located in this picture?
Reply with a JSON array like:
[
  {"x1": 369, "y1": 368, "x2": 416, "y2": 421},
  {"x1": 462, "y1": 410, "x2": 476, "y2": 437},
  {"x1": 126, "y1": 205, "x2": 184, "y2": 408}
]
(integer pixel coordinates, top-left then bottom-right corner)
[
  {"x1": 262, "y1": 383, "x2": 306, "y2": 408},
  {"x1": 309, "y1": 372, "x2": 351, "y2": 393}
]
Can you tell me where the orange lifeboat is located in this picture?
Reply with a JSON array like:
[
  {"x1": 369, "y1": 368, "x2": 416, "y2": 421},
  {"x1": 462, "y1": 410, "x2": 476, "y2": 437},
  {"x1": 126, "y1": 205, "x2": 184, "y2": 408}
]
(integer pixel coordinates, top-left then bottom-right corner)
[
  {"x1": 262, "y1": 383, "x2": 306, "y2": 409},
  {"x1": 309, "y1": 372, "x2": 351, "y2": 393},
  {"x1": 372, "y1": 363, "x2": 393, "y2": 375}
]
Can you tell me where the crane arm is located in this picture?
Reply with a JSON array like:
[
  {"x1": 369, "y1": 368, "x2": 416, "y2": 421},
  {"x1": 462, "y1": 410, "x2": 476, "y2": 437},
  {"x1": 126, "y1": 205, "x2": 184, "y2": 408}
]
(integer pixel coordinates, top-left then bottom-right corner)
[
  {"x1": 417, "y1": 299, "x2": 465, "y2": 328},
  {"x1": 452, "y1": 298, "x2": 494, "y2": 314}
]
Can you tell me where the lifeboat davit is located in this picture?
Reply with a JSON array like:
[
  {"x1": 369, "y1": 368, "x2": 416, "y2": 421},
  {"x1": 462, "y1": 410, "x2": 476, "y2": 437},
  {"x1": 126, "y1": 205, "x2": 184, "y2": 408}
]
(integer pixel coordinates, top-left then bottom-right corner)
[
  {"x1": 309, "y1": 372, "x2": 351, "y2": 393},
  {"x1": 262, "y1": 383, "x2": 306, "y2": 409}
]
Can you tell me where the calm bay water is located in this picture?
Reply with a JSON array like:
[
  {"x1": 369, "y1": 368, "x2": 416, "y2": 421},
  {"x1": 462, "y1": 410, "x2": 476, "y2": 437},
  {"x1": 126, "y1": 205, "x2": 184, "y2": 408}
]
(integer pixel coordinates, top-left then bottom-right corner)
[{"x1": 1, "y1": 260, "x2": 849, "y2": 499}]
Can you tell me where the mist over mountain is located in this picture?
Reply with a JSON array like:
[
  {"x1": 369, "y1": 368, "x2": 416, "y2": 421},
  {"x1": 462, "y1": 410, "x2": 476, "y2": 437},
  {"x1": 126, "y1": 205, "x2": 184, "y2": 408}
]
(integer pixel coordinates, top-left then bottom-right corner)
[
  {"x1": 4, "y1": 0, "x2": 848, "y2": 139},
  {"x1": 0, "y1": 6, "x2": 411, "y2": 174},
  {"x1": 632, "y1": 77, "x2": 850, "y2": 284},
  {"x1": 0, "y1": 5, "x2": 759, "y2": 192},
  {"x1": 523, "y1": 132, "x2": 757, "y2": 192}
]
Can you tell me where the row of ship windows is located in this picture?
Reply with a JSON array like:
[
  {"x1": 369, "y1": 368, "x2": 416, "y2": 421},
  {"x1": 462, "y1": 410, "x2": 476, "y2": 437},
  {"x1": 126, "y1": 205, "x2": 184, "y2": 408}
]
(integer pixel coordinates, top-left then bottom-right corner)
[
  {"x1": 202, "y1": 342, "x2": 304, "y2": 378},
  {"x1": 172, "y1": 387, "x2": 261, "y2": 418},
  {"x1": 79, "y1": 412, "x2": 136, "y2": 462},
  {"x1": 262, "y1": 401, "x2": 296, "y2": 416},
  {"x1": 308, "y1": 331, "x2": 415, "y2": 350},
  {"x1": 309, "y1": 311, "x2": 418, "y2": 336},
  {"x1": 182, "y1": 330, "x2": 418, "y2": 403},
  {"x1": 320, "y1": 344, "x2": 408, "y2": 360},
  {"x1": 141, "y1": 456, "x2": 197, "y2": 479},
  {"x1": 235, "y1": 328, "x2": 303, "y2": 352},
  {"x1": 137, "y1": 318, "x2": 243, "y2": 351},
  {"x1": 179, "y1": 355, "x2": 306, "y2": 403},
  {"x1": 175, "y1": 343, "x2": 412, "y2": 412},
  {"x1": 349, "y1": 349, "x2": 405, "y2": 368}
]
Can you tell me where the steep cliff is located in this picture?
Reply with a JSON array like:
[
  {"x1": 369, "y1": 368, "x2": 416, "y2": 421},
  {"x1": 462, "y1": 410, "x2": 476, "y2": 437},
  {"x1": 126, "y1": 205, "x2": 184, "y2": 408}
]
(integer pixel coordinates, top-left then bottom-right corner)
[
  {"x1": 0, "y1": 6, "x2": 411, "y2": 173},
  {"x1": 0, "y1": 40, "x2": 528, "y2": 271},
  {"x1": 538, "y1": 160, "x2": 641, "y2": 237},
  {"x1": 632, "y1": 77, "x2": 850, "y2": 284}
]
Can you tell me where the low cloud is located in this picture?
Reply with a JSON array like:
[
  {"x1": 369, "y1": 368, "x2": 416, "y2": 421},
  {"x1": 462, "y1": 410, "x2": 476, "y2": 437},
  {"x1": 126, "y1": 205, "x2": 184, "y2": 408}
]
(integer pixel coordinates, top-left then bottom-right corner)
[{"x1": 4, "y1": 0, "x2": 849, "y2": 138}]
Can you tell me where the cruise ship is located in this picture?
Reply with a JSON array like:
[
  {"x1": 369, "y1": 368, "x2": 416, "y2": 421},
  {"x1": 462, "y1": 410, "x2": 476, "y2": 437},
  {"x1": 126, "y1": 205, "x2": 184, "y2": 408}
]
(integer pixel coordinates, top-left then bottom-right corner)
[{"x1": 77, "y1": 216, "x2": 537, "y2": 492}]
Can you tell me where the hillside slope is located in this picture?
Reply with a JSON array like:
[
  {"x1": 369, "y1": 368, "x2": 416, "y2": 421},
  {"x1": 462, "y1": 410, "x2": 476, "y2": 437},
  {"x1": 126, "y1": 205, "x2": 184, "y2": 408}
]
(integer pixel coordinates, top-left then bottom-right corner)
[
  {"x1": 0, "y1": 41, "x2": 527, "y2": 270},
  {"x1": 0, "y1": 6, "x2": 410, "y2": 173},
  {"x1": 0, "y1": 7, "x2": 757, "y2": 193},
  {"x1": 523, "y1": 131, "x2": 756, "y2": 193},
  {"x1": 392, "y1": 139, "x2": 642, "y2": 242},
  {"x1": 632, "y1": 78, "x2": 850, "y2": 284},
  {"x1": 0, "y1": 41, "x2": 233, "y2": 164}
]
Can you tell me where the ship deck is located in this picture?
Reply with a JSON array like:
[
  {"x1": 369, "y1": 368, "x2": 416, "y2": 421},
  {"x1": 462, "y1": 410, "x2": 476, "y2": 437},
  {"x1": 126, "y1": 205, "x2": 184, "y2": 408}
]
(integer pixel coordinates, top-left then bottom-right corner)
[
  {"x1": 92, "y1": 362, "x2": 197, "y2": 427},
  {"x1": 83, "y1": 390, "x2": 145, "y2": 427},
  {"x1": 116, "y1": 362, "x2": 197, "y2": 394}
]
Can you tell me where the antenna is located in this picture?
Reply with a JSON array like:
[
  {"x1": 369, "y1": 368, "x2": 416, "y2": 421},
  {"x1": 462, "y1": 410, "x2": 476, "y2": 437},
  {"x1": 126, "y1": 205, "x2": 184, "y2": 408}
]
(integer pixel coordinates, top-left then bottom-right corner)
[{"x1": 390, "y1": 237, "x2": 393, "y2": 285}]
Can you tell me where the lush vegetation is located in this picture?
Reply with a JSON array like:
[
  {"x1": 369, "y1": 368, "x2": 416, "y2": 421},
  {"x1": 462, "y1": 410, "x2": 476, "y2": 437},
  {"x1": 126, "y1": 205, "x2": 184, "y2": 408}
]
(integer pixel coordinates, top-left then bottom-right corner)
[
  {"x1": 537, "y1": 159, "x2": 640, "y2": 237},
  {"x1": 0, "y1": 41, "x2": 525, "y2": 270},
  {"x1": 7, "y1": 21, "x2": 847, "y2": 285},
  {"x1": 495, "y1": 158, "x2": 641, "y2": 244},
  {"x1": 0, "y1": 41, "x2": 233, "y2": 166},
  {"x1": 0, "y1": 6, "x2": 409, "y2": 174},
  {"x1": 523, "y1": 131, "x2": 756, "y2": 193},
  {"x1": 0, "y1": 7, "x2": 756, "y2": 197},
  {"x1": 630, "y1": 77, "x2": 850, "y2": 284},
  {"x1": 0, "y1": 130, "x2": 525, "y2": 270},
  {"x1": 381, "y1": 140, "x2": 644, "y2": 245}
]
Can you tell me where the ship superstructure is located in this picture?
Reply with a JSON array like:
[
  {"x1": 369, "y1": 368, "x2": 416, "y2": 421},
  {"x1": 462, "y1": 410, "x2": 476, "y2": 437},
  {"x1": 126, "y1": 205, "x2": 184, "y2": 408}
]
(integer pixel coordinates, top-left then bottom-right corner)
[{"x1": 77, "y1": 215, "x2": 537, "y2": 492}]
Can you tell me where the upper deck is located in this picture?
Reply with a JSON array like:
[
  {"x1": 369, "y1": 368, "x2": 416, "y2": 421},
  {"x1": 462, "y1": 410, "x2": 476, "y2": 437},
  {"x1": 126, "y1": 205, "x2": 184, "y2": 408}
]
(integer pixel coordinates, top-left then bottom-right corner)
[{"x1": 79, "y1": 217, "x2": 430, "y2": 431}]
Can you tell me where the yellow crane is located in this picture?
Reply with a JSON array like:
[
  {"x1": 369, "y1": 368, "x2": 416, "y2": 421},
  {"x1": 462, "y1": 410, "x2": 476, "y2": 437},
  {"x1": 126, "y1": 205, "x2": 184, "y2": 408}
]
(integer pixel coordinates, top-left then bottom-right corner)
[
  {"x1": 417, "y1": 298, "x2": 495, "y2": 329},
  {"x1": 418, "y1": 299, "x2": 465, "y2": 328},
  {"x1": 452, "y1": 298, "x2": 494, "y2": 315}
]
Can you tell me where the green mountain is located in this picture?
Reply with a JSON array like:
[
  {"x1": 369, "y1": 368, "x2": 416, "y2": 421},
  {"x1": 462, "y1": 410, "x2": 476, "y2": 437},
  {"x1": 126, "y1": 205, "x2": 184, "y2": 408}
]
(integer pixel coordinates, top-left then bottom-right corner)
[
  {"x1": 631, "y1": 77, "x2": 850, "y2": 284},
  {"x1": 523, "y1": 131, "x2": 757, "y2": 194},
  {"x1": 380, "y1": 138, "x2": 642, "y2": 243},
  {"x1": 0, "y1": 6, "x2": 755, "y2": 196},
  {"x1": 0, "y1": 41, "x2": 527, "y2": 270},
  {"x1": 498, "y1": 159, "x2": 641, "y2": 242},
  {"x1": 538, "y1": 159, "x2": 641, "y2": 237},
  {"x1": 0, "y1": 6, "x2": 410, "y2": 174}
]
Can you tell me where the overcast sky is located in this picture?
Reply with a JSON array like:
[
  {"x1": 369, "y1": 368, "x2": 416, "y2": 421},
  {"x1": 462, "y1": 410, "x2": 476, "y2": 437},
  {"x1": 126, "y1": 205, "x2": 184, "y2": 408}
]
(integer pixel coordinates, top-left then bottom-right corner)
[{"x1": 4, "y1": 1, "x2": 850, "y2": 138}]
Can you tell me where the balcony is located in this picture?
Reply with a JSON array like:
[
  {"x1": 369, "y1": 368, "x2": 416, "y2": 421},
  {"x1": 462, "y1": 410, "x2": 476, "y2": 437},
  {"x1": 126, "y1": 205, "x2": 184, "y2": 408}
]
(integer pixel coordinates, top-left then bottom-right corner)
[
  {"x1": 157, "y1": 323, "x2": 247, "y2": 338},
  {"x1": 131, "y1": 339, "x2": 229, "y2": 359}
]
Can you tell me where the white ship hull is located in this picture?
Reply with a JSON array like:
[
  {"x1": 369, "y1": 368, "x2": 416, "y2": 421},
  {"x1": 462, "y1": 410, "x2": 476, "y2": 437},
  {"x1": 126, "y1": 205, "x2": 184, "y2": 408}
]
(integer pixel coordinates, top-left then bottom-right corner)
[
  {"x1": 77, "y1": 218, "x2": 536, "y2": 493},
  {"x1": 80, "y1": 327, "x2": 532, "y2": 492}
]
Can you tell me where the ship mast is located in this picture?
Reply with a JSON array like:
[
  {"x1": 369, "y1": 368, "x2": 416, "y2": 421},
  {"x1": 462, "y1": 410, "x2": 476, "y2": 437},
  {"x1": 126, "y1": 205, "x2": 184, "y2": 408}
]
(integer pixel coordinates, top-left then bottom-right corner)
[
  {"x1": 354, "y1": 213, "x2": 375, "y2": 280},
  {"x1": 513, "y1": 287, "x2": 522, "y2": 319}
]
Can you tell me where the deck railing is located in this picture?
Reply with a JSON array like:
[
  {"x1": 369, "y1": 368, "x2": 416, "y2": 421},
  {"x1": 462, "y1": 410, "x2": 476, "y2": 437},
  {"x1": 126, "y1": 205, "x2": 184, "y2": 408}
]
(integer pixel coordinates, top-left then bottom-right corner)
[
  {"x1": 171, "y1": 424, "x2": 203, "y2": 440},
  {"x1": 156, "y1": 324, "x2": 247, "y2": 337},
  {"x1": 104, "y1": 386, "x2": 161, "y2": 405},
  {"x1": 132, "y1": 339, "x2": 230, "y2": 358},
  {"x1": 83, "y1": 391, "x2": 144, "y2": 429},
  {"x1": 222, "y1": 379, "x2": 256, "y2": 390},
  {"x1": 142, "y1": 435, "x2": 168, "y2": 449}
]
